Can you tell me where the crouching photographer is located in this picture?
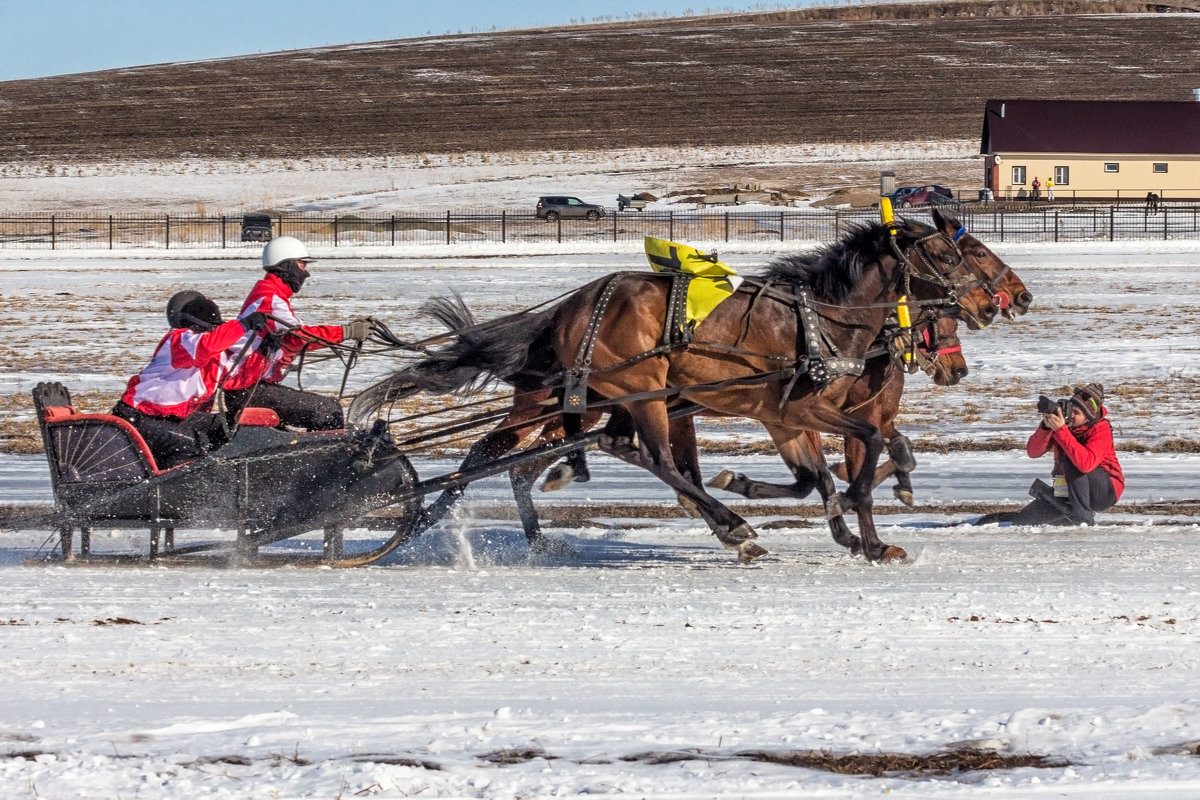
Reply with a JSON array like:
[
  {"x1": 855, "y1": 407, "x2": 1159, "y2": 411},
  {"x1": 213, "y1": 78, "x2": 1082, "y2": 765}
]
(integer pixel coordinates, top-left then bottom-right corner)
[{"x1": 1011, "y1": 383, "x2": 1124, "y2": 526}]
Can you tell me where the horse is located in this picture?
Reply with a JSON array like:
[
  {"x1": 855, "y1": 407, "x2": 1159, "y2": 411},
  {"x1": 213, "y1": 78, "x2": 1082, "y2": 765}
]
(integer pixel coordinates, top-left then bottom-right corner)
[{"x1": 392, "y1": 213, "x2": 1001, "y2": 563}]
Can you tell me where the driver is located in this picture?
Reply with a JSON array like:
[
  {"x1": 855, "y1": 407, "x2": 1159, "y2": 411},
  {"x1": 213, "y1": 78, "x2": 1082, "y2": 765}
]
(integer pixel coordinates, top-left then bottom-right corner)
[
  {"x1": 113, "y1": 292, "x2": 267, "y2": 469},
  {"x1": 222, "y1": 236, "x2": 372, "y2": 431}
]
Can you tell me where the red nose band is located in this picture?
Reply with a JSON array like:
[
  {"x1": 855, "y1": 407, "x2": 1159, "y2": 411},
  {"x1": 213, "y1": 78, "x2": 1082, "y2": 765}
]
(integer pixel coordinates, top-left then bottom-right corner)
[{"x1": 992, "y1": 291, "x2": 1011, "y2": 309}]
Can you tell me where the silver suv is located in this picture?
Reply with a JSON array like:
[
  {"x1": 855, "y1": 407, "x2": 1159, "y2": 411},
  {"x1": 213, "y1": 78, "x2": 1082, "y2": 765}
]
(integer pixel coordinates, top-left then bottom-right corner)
[{"x1": 535, "y1": 196, "x2": 605, "y2": 222}]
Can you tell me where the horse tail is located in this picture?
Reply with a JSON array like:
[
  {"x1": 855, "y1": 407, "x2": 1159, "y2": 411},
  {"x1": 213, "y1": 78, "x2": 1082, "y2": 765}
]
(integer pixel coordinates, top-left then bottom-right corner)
[{"x1": 397, "y1": 297, "x2": 559, "y2": 395}]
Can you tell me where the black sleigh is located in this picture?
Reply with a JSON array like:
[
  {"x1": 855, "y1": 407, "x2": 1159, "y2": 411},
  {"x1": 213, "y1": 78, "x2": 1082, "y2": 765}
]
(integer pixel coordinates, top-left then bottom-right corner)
[{"x1": 30, "y1": 382, "x2": 421, "y2": 566}]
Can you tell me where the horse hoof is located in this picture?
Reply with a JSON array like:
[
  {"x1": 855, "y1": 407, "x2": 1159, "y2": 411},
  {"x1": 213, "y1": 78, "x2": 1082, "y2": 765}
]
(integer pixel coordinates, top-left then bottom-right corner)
[
  {"x1": 714, "y1": 522, "x2": 758, "y2": 550},
  {"x1": 676, "y1": 494, "x2": 703, "y2": 519},
  {"x1": 737, "y1": 540, "x2": 769, "y2": 563},
  {"x1": 706, "y1": 470, "x2": 735, "y2": 490},
  {"x1": 893, "y1": 488, "x2": 915, "y2": 507},
  {"x1": 880, "y1": 545, "x2": 907, "y2": 563},
  {"x1": 540, "y1": 464, "x2": 575, "y2": 493}
]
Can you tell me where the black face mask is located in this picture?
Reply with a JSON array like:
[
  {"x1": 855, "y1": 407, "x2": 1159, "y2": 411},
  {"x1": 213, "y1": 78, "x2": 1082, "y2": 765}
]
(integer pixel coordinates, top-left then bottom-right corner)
[{"x1": 268, "y1": 260, "x2": 310, "y2": 293}]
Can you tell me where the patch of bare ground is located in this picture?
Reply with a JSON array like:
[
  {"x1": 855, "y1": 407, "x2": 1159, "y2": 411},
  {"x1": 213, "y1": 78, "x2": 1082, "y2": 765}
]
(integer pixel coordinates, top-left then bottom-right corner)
[
  {"x1": 483, "y1": 744, "x2": 1071, "y2": 777},
  {"x1": 0, "y1": 2, "x2": 1196, "y2": 164}
]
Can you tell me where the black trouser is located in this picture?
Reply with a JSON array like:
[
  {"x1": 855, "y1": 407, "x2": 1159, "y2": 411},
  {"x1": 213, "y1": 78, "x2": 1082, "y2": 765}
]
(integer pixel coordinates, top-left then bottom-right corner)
[
  {"x1": 113, "y1": 402, "x2": 230, "y2": 470},
  {"x1": 224, "y1": 383, "x2": 344, "y2": 431},
  {"x1": 1012, "y1": 461, "x2": 1116, "y2": 526}
]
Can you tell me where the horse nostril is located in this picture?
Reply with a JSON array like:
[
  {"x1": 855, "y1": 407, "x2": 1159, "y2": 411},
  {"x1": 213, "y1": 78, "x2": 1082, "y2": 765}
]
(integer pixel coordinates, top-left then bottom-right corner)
[{"x1": 1018, "y1": 291, "x2": 1033, "y2": 308}]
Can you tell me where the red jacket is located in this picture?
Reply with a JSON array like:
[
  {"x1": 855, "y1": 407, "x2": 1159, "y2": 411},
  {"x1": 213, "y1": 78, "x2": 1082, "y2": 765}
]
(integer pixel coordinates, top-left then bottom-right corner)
[
  {"x1": 223, "y1": 273, "x2": 345, "y2": 391},
  {"x1": 1026, "y1": 407, "x2": 1124, "y2": 501},
  {"x1": 120, "y1": 319, "x2": 247, "y2": 418}
]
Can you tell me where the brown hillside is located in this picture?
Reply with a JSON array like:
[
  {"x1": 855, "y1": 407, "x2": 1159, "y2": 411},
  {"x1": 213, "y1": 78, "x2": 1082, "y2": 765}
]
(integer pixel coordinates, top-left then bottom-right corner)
[{"x1": 1, "y1": 1, "x2": 1197, "y2": 163}]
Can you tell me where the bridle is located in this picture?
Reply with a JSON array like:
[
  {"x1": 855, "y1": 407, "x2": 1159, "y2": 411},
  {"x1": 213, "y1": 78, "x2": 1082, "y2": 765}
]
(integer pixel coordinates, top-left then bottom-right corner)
[{"x1": 887, "y1": 225, "x2": 995, "y2": 329}]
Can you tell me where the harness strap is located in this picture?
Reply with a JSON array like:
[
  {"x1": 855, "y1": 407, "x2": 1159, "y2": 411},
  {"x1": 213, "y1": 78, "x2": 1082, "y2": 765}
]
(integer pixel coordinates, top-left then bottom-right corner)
[{"x1": 564, "y1": 274, "x2": 623, "y2": 411}]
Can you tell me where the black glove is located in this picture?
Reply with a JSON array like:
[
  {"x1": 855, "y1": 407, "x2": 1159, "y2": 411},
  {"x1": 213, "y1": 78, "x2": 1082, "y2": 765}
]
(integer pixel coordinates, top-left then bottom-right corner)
[
  {"x1": 240, "y1": 311, "x2": 270, "y2": 333},
  {"x1": 342, "y1": 318, "x2": 372, "y2": 341}
]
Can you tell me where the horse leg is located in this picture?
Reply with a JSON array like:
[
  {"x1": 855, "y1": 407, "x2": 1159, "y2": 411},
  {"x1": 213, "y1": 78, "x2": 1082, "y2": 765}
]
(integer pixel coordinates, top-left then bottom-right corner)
[
  {"x1": 614, "y1": 398, "x2": 767, "y2": 562},
  {"x1": 780, "y1": 400, "x2": 902, "y2": 563},
  {"x1": 511, "y1": 409, "x2": 604, "y2": 549},
  {"x1": 540, "y1": 412, "x2": 599, "y2": 492},
  {"x1": 414, "y1": 392, "x2": 554, "y2": 539}
]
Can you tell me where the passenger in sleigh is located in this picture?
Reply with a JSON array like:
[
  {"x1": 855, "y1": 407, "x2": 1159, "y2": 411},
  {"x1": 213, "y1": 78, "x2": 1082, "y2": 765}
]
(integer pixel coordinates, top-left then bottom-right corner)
[
  {"x1": 113, "y1": 292, "x2": 270, "y2": 469},
  {"x1": 222, "y1": 236, "x2": 372, "y2": 431}
]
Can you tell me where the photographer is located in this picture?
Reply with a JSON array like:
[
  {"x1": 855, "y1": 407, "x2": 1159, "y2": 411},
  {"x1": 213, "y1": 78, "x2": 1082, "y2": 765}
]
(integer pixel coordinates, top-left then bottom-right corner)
[{"x1": 1010, "y1": 383, "x2": 1124, "y2": 526}]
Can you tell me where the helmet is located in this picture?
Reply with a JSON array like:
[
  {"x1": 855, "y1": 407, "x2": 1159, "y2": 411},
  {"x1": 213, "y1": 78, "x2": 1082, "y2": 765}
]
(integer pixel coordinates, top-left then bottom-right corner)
[
  {"x1": 261, "y1": 236, "x2": 313, "y2": 269},
  {"x1": 166, "y1": 290, "x2": 203, "y2": 328},
  {"x1": 167, "y1": 291, "x2": 222, "y2": 331}
]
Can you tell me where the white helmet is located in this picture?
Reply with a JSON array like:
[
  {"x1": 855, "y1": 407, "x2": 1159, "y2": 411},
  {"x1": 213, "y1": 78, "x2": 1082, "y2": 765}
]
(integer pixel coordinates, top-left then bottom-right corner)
[{"x1": 261, "y1": 235, "x2": 313, "y2": 268}]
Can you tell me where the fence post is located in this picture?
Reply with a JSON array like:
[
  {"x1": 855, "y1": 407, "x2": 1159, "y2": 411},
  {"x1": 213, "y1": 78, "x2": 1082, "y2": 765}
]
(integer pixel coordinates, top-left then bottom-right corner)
[
  {"x1": 556, "y1": 215, "x2": 561, "y2": 244},
  {"x1": 612, "y1": 210, "x2": 616, "y2": 243},
  {"x1": 502, "y1": 210, "x2": 507, "y2": 244},
  {"x1": 220, "y1": 215, "x2": 226, "y2": 249},
  {"x1": 725, "y1": 212, "x2": 729, "y2": 242},
  {"x1": 165, "y1": 215, "x2": 170, "y2": 250},
  {"x1": 779, "y1": 211, "x2": 784, "y2": 242},
  {"x1": 50, "y1": 215, "x2": 55, "y2": 250},
  {"x1": 1109, "y1": 206, "x2": 1115, "y2": 241},
  {"x1": 1054, "y1": 211, "x2": 1059, "y2": 243},
  {"x1": 1164, "y1": 207, "x2": 1169, "y2": 241},
  {"x1": 669, "y1": 211, "x2": 674, "y2": 242},
  {"x1": 108, "y1": 215, "x2": 113, "y2": 250},
  {"x1": 334, "y1": 216, "x2": 339, "y2": 247},
  {"x1": 391, "y1": 215, "x2": 396, "y2": 246}
]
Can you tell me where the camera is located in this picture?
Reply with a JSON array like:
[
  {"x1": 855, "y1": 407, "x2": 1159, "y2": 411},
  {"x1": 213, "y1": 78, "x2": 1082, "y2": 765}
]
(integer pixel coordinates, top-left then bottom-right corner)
[{"x1": 1036, "y1": 394, "x2": 1070, "y2": 416}]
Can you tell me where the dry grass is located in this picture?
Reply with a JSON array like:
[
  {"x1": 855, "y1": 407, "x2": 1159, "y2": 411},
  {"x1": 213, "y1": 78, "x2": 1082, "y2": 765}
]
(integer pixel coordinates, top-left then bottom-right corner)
[{"x1": 0, "y1": 3, "x2": 1196, "y2": 163}]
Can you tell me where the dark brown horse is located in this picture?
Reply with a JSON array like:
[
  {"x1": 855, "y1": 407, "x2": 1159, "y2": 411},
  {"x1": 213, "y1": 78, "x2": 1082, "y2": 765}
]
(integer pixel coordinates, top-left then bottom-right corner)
[{"x1": 393, "y1": 214, "x2": 999, "y2": 563}]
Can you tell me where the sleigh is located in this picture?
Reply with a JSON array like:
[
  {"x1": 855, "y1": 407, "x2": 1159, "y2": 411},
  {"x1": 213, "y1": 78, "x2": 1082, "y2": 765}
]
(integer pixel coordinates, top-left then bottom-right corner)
[{"x1": 29, "y1": 381, "x2": 422, "y2": 566}]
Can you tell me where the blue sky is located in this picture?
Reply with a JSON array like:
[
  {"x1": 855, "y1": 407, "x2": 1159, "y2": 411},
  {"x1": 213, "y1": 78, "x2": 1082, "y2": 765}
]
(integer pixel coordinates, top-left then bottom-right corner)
[{"x1": 0, "y1": 1, "x2": 806, "y2": 82}]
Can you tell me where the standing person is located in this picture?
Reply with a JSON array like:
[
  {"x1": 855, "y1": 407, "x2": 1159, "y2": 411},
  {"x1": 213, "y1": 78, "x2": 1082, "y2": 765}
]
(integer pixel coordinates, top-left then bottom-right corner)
[
  {"x1": 222, "y1": 236, "x2": 372, "y2": 431},
  {"x1": 1010, "y1": 383, "x2": 1123, "y2": 526},
  {"x1": 113, "y1": 291, "x2": 268, "y2": 469},
  {"x1": 1031, "y1": 176, "x2": 1042, "y2": 201},
  {"x1": 1046, "y1": 178, "x2": 1055, "y2": 201}
]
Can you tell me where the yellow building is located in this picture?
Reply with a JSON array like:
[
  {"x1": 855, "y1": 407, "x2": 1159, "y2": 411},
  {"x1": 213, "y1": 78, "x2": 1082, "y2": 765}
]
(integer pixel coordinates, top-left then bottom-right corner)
[{"x1": 981, "y1": 99, "x2": 1200, "y2": 201}]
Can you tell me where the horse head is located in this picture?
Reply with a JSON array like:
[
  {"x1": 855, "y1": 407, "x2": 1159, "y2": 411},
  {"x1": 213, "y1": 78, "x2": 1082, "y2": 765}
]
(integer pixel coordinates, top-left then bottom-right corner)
[
  {"x1": 889, "y1": 218, "x2": 999, "y2": 331},
  {"x1": 932, "y1": 209, "x2": 1032, "y2": 321}
]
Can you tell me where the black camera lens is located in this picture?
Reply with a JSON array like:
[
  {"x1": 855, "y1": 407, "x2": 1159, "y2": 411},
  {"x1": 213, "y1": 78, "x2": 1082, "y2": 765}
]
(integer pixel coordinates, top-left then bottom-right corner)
[{"x1": 1036, "y1": 394, "x2": 1055, "y2": 414}]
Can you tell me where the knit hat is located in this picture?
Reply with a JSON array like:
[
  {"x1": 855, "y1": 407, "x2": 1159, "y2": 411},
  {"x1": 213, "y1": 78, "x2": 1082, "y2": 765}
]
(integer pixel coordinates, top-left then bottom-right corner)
[{"x1": 1071, "y1": 383, "x2": 1104, "y2": 423}]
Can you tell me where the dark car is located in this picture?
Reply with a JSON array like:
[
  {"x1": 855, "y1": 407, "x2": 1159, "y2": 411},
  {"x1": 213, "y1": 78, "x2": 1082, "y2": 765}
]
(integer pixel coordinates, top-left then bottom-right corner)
[
  {"x1": 240, "y1": 213, "x2": 273, "y2": 242},
  {"x1": 535, "y1": 196, "x2": 605, "y2": 222},
  {"x1": 889, "y1": 185, "x2": 956, "y2": 207}
]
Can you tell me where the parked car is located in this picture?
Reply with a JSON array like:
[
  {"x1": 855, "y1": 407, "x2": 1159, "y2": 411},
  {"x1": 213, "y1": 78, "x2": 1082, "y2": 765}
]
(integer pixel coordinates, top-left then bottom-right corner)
[
  {"x1": 535, "y1": 196, "x2": 605, "y2": 222},
  {"x1": 888, "y1": 185, "x2": 955, "y2": 207},
  {"x1": 240, "y1": 213, "x2": 273, "y2": 242}
]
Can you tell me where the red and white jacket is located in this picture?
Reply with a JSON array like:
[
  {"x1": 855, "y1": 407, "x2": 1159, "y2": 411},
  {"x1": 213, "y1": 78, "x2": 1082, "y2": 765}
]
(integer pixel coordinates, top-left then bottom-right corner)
[
  {"x1": 119, "y1": 319, "x2": 247, "y2": 418},
  {"x1": 223, "y1": 273, "x2": 345, "y2": 391},
  {"x1": 1026, "y1": 406, "x2": 1125, "y2": 501}
]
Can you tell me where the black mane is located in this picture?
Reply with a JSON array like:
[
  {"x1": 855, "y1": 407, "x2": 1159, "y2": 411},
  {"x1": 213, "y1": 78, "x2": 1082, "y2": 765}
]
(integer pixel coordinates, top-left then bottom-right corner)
[{"x1": 759, "y1": 219, "x2": 934, "y2": 302}]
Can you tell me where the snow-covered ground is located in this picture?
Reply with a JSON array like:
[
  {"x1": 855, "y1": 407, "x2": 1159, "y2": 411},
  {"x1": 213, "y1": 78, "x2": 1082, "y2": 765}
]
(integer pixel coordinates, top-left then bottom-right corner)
[
  {"x1": 3, "y1": 183, "x2": 1200, "y2": 796},
  {"x1": 0, "y1": 140, "x2": 979, "y2": 214}
]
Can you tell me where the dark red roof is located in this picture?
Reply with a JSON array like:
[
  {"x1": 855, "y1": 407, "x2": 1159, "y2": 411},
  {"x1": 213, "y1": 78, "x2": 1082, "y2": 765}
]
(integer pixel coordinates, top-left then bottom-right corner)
[{"x1": 982, "y1": 99, "x2": 1200, "y2": 155}]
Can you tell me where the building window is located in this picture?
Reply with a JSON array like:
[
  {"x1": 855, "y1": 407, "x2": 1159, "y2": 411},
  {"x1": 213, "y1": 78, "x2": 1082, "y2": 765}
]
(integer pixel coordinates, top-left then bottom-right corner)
[
  {"x1": 1153, "y1": 163, "x2": 1168, "y2": 174},
  {"x1": 1053, "y1": 166, "x2": 1069, "y2": 186},
  {"x1": 1104, "y1": 163, "x2": 1120, "y2": 173},
  {"x1": 1012, "y1": 166, "x2": 1026, "y2": 185}
]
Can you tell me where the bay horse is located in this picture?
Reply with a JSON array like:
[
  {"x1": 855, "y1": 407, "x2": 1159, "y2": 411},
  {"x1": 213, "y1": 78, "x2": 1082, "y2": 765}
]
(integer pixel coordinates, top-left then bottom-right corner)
[{"x1": 393, "y1": 214, "x2": 1000, "y2": 563}]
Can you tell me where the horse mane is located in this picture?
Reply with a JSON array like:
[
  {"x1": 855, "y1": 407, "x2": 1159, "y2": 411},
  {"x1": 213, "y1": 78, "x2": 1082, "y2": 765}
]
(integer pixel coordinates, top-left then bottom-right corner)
[{"x1": 761, "y1": 219, "x2": 933, "y2": 302}]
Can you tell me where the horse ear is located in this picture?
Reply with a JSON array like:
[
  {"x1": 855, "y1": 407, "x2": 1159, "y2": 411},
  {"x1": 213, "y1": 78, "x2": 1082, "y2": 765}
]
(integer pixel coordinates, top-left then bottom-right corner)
[{"x1": 932, "y1": 208, "x2": 960, "y2": 236}]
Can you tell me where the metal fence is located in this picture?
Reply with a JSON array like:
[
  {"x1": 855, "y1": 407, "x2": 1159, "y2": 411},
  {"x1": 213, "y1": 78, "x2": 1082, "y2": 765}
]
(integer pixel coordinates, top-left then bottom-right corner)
[{"x1": 2, "y1": 202, "x2": 1198, "y2": 250}]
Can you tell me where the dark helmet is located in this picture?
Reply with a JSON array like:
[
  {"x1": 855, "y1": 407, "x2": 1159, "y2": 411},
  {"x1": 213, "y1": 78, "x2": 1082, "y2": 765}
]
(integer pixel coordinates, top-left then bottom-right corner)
[{"x1": 166, "y1": 290, "x2": 222, "y2": 332}]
